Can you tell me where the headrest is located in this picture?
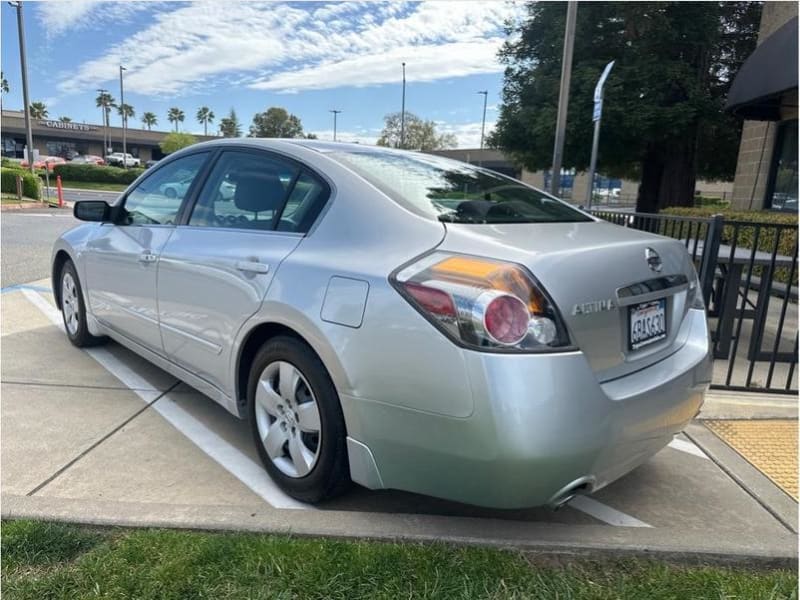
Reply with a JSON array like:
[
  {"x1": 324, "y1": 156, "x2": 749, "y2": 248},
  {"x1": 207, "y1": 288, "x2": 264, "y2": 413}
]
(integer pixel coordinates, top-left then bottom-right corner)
[{"x1": 233, "y1": 172, "x2": 287, "y2": 213}]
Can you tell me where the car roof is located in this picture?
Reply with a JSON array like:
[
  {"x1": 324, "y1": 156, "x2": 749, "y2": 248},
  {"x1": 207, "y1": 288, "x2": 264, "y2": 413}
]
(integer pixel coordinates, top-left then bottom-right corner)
[{"x1": 189, "y1": 138, "x2": 406, "y2": 156}]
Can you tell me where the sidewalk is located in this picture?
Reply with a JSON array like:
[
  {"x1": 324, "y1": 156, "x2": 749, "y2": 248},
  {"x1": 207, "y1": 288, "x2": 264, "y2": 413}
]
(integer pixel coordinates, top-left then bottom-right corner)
[{"x1": 690, "y1": 390, "x2": 798, "y2": 532}]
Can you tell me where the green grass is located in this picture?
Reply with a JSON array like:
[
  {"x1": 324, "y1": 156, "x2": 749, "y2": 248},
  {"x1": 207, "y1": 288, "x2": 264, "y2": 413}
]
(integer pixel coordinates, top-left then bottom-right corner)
[
  {"x1": 54, "y1": 180, "x2": 128, "y2": 192},
  {"x1": 2, "y1": 520, "x2": 796, "y2": 600}
]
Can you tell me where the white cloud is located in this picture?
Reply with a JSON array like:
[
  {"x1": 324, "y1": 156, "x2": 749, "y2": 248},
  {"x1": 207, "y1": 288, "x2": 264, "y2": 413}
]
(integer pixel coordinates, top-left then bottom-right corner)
[
  {"x1": 37, "y1": 0, "x2": 158, "y2": 38},
  {"x1": 438, "y1": 120, "x2": 496, "y2": 149},
  {"x1": 251, "y1": 40, "x2": 505, "y2": 93},
  {"x1": 56, "y1": 1, "x2": 519, "y2": 97}
]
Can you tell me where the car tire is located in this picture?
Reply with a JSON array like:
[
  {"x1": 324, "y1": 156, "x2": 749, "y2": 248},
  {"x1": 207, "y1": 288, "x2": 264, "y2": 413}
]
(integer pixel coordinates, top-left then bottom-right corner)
[
  {"x1": 248, "y1": 335, "x2": 351, "y2": 503},
  {"x1": 164, "y1": 187, "x2": 177, "y2": 199},
  {"x1": 59, "y1": 260, "x2": 106, "y2": 348}
]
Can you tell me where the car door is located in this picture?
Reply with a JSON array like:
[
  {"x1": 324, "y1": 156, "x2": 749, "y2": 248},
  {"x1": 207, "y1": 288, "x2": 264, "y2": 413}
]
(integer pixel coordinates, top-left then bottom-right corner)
[
  {"x1": 156, "y1": 148, "x2": 330, "y2": 393},
  {"x1": 83, "y1": 151, "x2": 210, "y2": 351}
]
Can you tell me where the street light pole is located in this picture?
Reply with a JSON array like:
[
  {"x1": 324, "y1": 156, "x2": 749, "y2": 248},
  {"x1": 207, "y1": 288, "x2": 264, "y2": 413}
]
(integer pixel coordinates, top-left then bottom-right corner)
[
  {"x1": 329, "y1": 109, "x2": 341, "y2": 141},
  {"x1": 477, "y1": 90, "x2": 488, "y2": 167},
  {"x1": 549, "y1": 0, "x2": 577, "y2": 197},
  {"x1": 119, "y1": 65, "x2": 127, "y2": 168},
  {"x1": 9, "y1": 1, "x2": 35, "y2": 174},
  {"x1": 400, "y1": 62, "x2": 406, "y2": 149}
]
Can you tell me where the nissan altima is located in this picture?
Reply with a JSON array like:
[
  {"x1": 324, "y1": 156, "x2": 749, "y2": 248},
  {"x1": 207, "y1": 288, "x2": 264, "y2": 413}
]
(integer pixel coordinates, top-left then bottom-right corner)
[{"x1": 51, "y1": 139, "x2": 711, "y2": 508}]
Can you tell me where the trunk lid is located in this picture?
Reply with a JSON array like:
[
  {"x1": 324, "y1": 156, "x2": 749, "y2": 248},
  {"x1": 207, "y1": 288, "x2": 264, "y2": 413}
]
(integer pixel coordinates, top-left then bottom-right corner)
[{"x1": 439, "y1": 220, "x2": 697, "y2": 381}]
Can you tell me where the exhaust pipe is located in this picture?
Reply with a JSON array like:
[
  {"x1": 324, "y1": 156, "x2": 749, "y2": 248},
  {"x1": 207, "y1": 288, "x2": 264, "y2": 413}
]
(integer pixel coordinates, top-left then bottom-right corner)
[{"x1": 547, "y1": 476, "x2": 595, "y2": 510}]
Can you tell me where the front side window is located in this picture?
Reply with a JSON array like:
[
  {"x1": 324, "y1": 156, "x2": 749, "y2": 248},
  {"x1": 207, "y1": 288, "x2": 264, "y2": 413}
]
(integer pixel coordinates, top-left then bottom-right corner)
[
  {"x1": 122, "y1": 152, "x2": 208, "y2": 225},
  {"x1": 328, "y1": 149, "x2": 591, "y2": 224},
  {"x1": 189, "y1": 151, "x2": 299, "y2": 230}
]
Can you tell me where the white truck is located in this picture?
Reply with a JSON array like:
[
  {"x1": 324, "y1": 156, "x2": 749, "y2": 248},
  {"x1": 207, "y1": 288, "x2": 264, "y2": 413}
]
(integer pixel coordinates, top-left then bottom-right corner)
[{"x1": 106, "y1": 152, "x2": 141, "y2": 167}]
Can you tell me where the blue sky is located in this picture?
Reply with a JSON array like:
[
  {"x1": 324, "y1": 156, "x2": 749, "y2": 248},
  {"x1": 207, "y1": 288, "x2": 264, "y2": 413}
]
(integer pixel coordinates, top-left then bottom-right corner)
[{"x1": 1, "y1": 1, "x2": 519, "y2": 147}]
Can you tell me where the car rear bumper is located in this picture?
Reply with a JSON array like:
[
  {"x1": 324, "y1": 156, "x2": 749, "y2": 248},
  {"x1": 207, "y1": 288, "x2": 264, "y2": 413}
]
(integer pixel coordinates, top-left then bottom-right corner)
[{"x1": 342, "y1": 308, "x2": 711, "y2": 509}]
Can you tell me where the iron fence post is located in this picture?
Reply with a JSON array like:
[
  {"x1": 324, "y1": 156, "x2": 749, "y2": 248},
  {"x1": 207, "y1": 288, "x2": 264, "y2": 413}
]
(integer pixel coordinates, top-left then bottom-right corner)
[{"x1": 699, "y1": 214, "x2": 724, "y2": 308}]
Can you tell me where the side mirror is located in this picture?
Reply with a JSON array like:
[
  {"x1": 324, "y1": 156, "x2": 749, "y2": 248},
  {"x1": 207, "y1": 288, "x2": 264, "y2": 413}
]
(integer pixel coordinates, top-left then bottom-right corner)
[{"x1": 74, "y1": 200, "x2": 110, "y2": 222}]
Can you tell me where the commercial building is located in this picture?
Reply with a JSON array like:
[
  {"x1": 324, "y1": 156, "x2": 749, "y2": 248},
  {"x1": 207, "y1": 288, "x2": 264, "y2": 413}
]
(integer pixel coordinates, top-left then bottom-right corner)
[
  {"x1": 1, "y1": 109, "x2": 216, "y2": 162},
  {"x1": 727, "y1": 4, "x2": 798, "y2": 212}
]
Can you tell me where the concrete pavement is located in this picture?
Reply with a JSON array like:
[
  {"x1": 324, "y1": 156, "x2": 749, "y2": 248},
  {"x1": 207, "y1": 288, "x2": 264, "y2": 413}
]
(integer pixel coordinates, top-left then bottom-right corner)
[{"x1": 1, "y1": 281, "x2": 797, "y2": 565}]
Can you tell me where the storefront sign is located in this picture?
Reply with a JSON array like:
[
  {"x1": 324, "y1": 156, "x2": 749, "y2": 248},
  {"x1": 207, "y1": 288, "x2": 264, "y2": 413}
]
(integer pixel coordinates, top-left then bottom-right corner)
[{"x1": 38, "y1": 120, "x2": 98, "y2": 132}]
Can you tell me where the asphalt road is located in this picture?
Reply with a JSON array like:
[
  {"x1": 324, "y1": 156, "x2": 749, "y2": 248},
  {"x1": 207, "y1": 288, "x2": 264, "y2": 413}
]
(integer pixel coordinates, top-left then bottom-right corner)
[{"x1": 1, "y1": 209, "x2": 78, "y2": 288}]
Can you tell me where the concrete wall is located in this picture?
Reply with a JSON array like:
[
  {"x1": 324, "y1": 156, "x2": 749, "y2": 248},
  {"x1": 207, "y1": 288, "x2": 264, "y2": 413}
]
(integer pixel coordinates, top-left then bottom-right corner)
[{"x1": 730, "y1": 2, "x2": 798, "y2": 210}]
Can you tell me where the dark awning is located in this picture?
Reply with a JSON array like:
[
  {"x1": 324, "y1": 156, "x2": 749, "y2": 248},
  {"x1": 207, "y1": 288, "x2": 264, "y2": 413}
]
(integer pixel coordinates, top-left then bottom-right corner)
[{"x1": 726, "y1": 17, "x2": 798, "y2": 121}]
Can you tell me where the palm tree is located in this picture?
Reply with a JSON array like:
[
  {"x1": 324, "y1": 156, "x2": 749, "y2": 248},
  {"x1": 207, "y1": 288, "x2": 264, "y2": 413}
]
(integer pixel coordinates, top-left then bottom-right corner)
[
  {"x1": 29, "y1": 101, "x2": 48, "y2": 119},
  {"x1": 167, "y1": 107, "x2": 185, "y2": 132},
  {"x1": 1, "y1": 71, "x2": 8, "y2": 110},
  {"x1": 95, "y1": 91, "x2": 116, "y2": 127},
  {"x1": 196, "y1": 106, "x2": 214, "y2": 136},
  {"x1": 117, "y1": 103, "x2": 135, "y2": 127},
  {"x1": 59, "y1": 116, "x2": 72, "y2": 122},
  {"x1": 141, "y1": 111, "x2": 158, "y2": 131}
]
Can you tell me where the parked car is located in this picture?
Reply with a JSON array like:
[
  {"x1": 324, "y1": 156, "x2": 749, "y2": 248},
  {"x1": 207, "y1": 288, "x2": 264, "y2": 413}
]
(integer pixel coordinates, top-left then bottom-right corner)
[
  {"x1": 70, "y1": 155, "x2": 105, "y2": 166},
  {"x1": 51, "y1": 140, "x2": 711, "y2": 508},
  {"x1": 144, "y1": 159, "x2": 160, "y2": 169},
  {"x1": 106, "y1": 152, "x2": 140, "y2": 167},
  {"x1": 21, "y1": 156, "x2": 66, "y2": 171}
]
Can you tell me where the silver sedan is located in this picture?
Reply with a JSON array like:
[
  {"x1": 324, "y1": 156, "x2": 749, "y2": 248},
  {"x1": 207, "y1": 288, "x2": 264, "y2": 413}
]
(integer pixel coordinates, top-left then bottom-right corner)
[{"x1": 52, "y1": 139, "x2": 711, "y2": 508}]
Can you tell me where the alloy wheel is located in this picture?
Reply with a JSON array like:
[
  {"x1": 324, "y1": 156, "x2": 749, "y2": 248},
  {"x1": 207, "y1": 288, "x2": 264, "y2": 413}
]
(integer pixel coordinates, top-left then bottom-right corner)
[
  {"x1": 254, "y1": 361, "x2": 322, "y2": 478},
  {"x1": 61, "y1": 272, "x2": 80, "y2": 336}
]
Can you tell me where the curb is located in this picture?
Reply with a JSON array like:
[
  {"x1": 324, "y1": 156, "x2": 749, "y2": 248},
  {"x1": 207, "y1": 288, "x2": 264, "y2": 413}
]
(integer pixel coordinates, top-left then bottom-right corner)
[
  {"x1": 1, "y1": 201, "x2": 49, "y2": 211},
  {"x1": 3, "y1": 494, "x2": 796, "y2": 568}
]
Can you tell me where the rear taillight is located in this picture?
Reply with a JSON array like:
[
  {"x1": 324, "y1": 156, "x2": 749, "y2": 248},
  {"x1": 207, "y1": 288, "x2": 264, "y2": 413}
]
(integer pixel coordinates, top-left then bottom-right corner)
[{"x1": 391, "y1": 252, "x2": 571, "y2": 352}]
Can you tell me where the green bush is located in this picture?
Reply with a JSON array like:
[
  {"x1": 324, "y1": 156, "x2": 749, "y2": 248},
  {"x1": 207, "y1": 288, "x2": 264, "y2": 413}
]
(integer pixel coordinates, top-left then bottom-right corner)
[
  {"x1": 1, "y1": 166, "x2": 41, "y2": 200},
  {"x1": 661, "y1": 207, "x2": 797, "y2": 285},
  {"x1": 53, "y1": 163, "x2": 144, "y2": 184}
]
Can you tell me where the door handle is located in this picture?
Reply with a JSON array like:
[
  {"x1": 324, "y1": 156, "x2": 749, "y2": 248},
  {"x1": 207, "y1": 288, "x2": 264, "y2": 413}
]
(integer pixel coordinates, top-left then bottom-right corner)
[
  {"x1": 236, "y1": 260, "x2": 269, "y2": 274},
  {"x1": 139, "y1": 252, "x2": 157, "y2": 263}
]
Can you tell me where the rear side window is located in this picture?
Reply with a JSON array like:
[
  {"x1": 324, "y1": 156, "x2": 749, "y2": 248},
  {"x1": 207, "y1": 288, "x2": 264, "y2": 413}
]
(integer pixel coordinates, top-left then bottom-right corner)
[
  {"x1": 190, "y1": 151, "x2": 298, "y2": 230},
  {"x1": 329, "y1": 149, "x2": 591, "y2": 224},
  {"x1": 276, "y1": 172, "x2": 328, "y2": 233}
]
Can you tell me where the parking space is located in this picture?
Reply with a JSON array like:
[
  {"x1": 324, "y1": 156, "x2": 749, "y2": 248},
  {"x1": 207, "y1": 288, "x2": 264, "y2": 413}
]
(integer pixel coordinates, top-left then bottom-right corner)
[{"x1": 2, "y1": 281, "x2": 797, "y2": 560}]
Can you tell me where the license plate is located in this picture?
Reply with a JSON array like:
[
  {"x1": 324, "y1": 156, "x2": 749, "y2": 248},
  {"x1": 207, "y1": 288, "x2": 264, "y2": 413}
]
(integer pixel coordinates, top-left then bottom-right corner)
[{"x1": 629, "y1": 299, "x2": 667, "y2": 350}]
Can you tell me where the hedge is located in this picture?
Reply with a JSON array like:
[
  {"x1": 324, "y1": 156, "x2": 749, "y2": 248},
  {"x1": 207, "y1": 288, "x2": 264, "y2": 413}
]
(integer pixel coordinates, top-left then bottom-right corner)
[
  {"x1": 660, "y1": 207, "x2": 797, "y2": 285},
  {"x1": 1, "y1": 166, "x2": 41, "y2": 200},
  {"x1": 52, "y1": 163, "x2": 145, "y2": 184}
]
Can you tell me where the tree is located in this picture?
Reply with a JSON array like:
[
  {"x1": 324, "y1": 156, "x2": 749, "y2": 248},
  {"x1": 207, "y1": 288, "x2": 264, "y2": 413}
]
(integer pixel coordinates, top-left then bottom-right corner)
[
  {"x1": 58, "y1": 116, "x2": 72, "y2": 122},
  {"x1": 491, "y1": 2, "x2": 761, "y2": 212},
  {"x1": 141, "y1": 111, "x2": 158, "y2": 130},
  {"x1": 249, "y1": 107, "x2": 304, "y2": 138},
  {"x1": 117, "y1": 103, "x2": 135, "y2": 126},
  {"x1": 219, "y1": 108, "x2": 241, "y2": 137},
  {"x1": 159, "y1": 132, "x2": 197, "y2": 155},
  {"x1": 29, "y1": 101, "x2": 48, "y2": 119},
  {"x1": 95, "y1": 91, "x2": 116, "y2": 129},
  {"x1": 167, "y1": 107, "x2": 185, "y2": 132},
  {"x1": 196, "y1": 106, "x2": 215, "y2": 136},
  {"x1": 377, "y1": 111, "x2": 458, "y2": 151}
]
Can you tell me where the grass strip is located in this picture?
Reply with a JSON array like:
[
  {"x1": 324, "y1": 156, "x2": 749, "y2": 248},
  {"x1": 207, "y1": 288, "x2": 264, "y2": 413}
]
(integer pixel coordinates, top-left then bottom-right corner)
[{"x1": 2, "y1": 520, "x2": 797, "y2": 599}]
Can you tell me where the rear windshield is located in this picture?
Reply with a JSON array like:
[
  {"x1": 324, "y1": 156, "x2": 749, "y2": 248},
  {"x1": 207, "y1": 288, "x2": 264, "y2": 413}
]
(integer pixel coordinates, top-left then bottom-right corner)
[{"x1": 328, "y1": 149, "x2": 591, "y2": 224}]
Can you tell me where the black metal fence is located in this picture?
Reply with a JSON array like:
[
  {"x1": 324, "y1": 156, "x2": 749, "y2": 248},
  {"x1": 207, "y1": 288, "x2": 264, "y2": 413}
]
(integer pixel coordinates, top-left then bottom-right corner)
[{"x1": 592, "y1": 209, "x2": 798, "y2": 394}]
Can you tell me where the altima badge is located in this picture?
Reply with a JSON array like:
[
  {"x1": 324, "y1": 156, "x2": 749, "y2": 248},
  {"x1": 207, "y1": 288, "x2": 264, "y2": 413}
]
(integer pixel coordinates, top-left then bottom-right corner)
[
  {"x1": 572, "y1": 299, "x2": 617, "y2": 316},
  {"x1": 645, "y1": 247, "x2": 663, "y2": 272}
]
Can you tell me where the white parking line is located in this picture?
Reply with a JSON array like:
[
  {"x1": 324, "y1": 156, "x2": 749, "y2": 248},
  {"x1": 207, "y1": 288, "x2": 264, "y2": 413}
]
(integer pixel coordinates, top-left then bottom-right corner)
[
  {"x1": 668, "y1": 437, "x2": 709, "y2": 459},
  {"x1": 22, "y1": 289, "x2": 309, "y2": 511},
  {"x1": 569, "y1": 496, "x2": 653, "y2": 528}
]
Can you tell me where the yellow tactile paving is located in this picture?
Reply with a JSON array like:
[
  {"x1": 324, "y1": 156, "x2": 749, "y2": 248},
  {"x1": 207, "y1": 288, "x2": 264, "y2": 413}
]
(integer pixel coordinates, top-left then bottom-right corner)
[{"x1": 706, "y1": 419, "x2": 798, "y2": 500}]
